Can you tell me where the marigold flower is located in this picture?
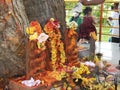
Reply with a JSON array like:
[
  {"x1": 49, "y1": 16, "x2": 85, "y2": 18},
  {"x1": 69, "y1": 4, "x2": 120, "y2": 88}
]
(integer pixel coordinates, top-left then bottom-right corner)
[{"x1": 26, "y1": 27, "x2": 36, "y2": 35}]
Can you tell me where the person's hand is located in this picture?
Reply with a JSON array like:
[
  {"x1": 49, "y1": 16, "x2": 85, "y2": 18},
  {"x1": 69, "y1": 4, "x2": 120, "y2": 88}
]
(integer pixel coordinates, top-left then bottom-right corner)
[{"x1": 107, "y1": 19, "x2": 112, "y2": 26}]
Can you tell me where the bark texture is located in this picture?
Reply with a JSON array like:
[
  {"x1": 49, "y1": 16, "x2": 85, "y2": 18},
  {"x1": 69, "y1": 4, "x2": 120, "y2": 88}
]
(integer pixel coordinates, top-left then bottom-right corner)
[
  {"x1": 23, "y1": 0, "x2": 66, "y2": 35},
  {"x1": 0, "y1": 0, "x2": 29, "y2": 78}
]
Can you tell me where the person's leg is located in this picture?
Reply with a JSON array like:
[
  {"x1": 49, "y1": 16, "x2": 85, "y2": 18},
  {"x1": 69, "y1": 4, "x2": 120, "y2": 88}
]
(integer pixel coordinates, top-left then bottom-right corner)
[{"x1": 89, "y1": 38, "x2": 95, "y2": 60}]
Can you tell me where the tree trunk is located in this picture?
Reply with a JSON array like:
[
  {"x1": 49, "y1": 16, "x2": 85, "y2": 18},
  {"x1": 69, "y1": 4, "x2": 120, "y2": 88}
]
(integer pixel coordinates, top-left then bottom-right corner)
[
  {"x1": 23, "y1": 0, "x2": 66, "y2": 35},
  {"x1": 0, "y1": 0, "x2": 66, "y2": 86},
  {"x1": 0, "y1": 0, "x2": 29, "y2": 79}
]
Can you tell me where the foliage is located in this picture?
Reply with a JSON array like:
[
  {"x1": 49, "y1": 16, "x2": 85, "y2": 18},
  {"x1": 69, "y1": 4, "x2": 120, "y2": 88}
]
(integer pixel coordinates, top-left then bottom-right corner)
[{"x1": 65, "y1": 1, "x2": 78, "y2": 9}]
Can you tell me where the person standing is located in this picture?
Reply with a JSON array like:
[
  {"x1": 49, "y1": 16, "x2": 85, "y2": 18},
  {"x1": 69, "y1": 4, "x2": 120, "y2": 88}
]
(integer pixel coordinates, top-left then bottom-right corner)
[
  {"x1": 69, "y1": 2, "x2": 83, "y2": 40},
  {"x1": 78, "y1": 7, "x2": 97, "y2": 60},
  {"x1": 108, "y1": 3, "x2": 120, "y2": 43},
  {"x1": 69, "y1": 11, "x2": 82, "y2": 29}
]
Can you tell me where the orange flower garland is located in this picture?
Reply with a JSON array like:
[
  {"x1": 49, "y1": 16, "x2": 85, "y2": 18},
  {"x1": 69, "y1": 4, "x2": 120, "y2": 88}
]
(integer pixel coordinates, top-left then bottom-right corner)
[
  {"x1": 26, "y1": 21, "x2": 48, "y2": 50},
  {"x1": 44, "y1": 18, "x2": 66, "y2": 69},
  {"x1": 30, "y1": 21, "x2": 42, "y2": 34}
]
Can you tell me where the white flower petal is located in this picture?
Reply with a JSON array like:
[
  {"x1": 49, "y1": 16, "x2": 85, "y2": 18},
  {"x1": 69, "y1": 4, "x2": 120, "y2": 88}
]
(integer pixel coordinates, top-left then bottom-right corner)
[{"x1": 37, "y1": 33, "x2": 49, "y2": 43}]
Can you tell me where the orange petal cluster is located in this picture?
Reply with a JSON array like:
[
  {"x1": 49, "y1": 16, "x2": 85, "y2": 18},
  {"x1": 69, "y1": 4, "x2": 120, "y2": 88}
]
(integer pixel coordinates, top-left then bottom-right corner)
[{"x1": 30, "y1": 21, "x2": 42, "y2": 34}]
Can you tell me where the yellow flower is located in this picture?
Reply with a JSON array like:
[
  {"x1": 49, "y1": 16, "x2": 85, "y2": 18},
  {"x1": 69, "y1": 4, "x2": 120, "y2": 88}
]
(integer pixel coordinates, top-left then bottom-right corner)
[
  {"x1": 60, "y1": 71, "x2": 66, "y2": 77},
  {"x1": 37, "y1": 42, "x2": 46, "y2": 49},
  {"x1": 67, "y1": 87, "x2": 72, "y2": 90},
  {"x1": 86, "y1": 70, "x2": 90, "y2": 74},
  {"x1": 56, "y1": 75, "x2": 62, "y2": 81},
  {"x1": 50, "y1": 18, "x2": 55, "y2": 21},
  {"x1": 49, "y1": 71, "x2": 66, "y2": 81},
  {"x1": 29, "y1": 32, "x2": 38, "y2": 40},
  {"x1": 82, "y1": 78, "x2": 88, "y2": 85},
  {"x1": 37, "y1": 42, "x2": 41, "y2": 49},
  {"x1": 68, "y1": 21, "x2": 78, "y2": 30},
  {"x1": 26, "y1": 27, "x2": 36, "y2": 35},
  {"x1": 51, "y1": 61, "x2": 56, "y2": 65},
  {"x1": 94, "y1": 55, "x2": 100, "y2": 63}
]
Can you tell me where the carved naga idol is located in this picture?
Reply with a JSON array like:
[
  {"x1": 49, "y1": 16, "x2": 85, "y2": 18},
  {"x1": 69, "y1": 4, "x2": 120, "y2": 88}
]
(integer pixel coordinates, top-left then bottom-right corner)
[{"x1": 65, "y1": 21, "x2": 79, "y2": 66}]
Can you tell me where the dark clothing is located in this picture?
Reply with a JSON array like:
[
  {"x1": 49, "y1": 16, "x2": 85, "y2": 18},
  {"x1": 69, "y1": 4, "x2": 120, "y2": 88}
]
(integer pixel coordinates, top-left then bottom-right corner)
[
  {"x1": 78, "y1": 16, "x2": 97, "y2": 40},
  {"x1": 112, "y1": 37, "x2": 120, "y2": 43},
  {"x1": 78, "y1": 16, "x2": 97, "y2": 60}
]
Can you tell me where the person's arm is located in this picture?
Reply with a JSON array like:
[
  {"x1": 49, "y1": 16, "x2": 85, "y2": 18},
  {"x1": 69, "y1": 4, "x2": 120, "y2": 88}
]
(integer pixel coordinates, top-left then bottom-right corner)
[
  {"x1": 80, "y1": 0, "x2": 105, "y2": 6},
  {"x1": 107, "y1": 18, "x2": 113, "y2": 26},
  {"x1": 108, "y1": 12, "x2": 115, "y2": 21},
  {"x1": 92, "y1": 16, "x2": 98, "y2": 24}
]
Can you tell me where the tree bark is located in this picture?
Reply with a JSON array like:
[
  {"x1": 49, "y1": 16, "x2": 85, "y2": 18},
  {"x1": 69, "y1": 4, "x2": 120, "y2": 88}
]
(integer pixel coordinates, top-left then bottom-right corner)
[
  {"x1": 23, "y1": 0, "x2": 66, "y2": 35},
  {"x1": 0, "y1": 0, "x2": 29, "y2": 79}
]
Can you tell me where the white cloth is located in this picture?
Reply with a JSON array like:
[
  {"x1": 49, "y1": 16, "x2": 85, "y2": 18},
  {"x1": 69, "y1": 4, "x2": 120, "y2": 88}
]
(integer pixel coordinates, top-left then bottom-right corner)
[
  {"x1": 82, "y1": 61, "x2": 95, "y2": 67},
  {"x1": 21, "y1": 77, "x2": 41, "y2": 87},
  {"x1": 72, "y1": 2, "x2": 82, "y2": 13},
  {"x1": 37, "y1": 33, "x2": 49, "y2": 43},
  {"x1": 73, "y1": 12, "x2": 79, "y2": 17},
  {"x1": 111, "y1": 12, "x2": 119, "y2": 38}
]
